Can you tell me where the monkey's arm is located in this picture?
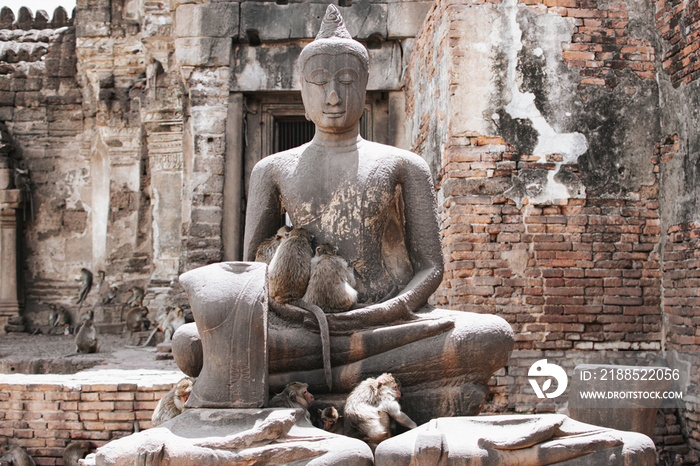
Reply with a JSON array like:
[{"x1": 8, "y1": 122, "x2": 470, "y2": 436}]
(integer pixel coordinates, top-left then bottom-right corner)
[
  {"x1": 382, "y1": 401, "x2": 418, "y2": 429},
  {"x1": 323, "y1": 156, "x2": 443, "y2": 332},
  {"x1": 243, "y1": 158, "x2": 283, "y2": 261}
]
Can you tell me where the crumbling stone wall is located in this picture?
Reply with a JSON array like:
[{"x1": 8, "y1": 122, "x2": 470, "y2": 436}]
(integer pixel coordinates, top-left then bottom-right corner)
[{"x1": 406, "y1": 0, "x2": 698, "y2": 460}]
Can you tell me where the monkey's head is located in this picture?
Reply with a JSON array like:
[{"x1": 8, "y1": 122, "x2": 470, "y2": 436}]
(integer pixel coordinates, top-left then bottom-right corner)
[
  {"x1": 315, "y1": 243, "x2": 338, "y2": 257},
  {"x1": 376, "y1": 373, "x2": 401, "y2": 399},
  {"x1": 321, "y1": 406, "x2": 338, "y2": 430},
  {"x1": 287, "y1": 382, "x2": 314, "y2": 408},
  {"x1": 276, "y1": 225, "x2": 292, "y2": 239},
  {"x1": 288, "y1": 227, "x2": 314, "y2": 243},
  {"x1": 175, "y1": 377, "x2": 194, "y2": 402}
]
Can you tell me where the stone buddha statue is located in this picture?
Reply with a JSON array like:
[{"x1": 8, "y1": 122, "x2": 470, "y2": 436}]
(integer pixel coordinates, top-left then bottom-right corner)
[{"x1": 174, "y1": 4, "x2": 514, "y2": 423}]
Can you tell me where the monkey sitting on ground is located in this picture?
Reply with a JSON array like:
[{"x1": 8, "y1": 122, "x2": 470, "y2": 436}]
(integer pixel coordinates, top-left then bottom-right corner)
[
  {"x1": 268, "y1": 381, "x2": 314, "y2": 421},
  {"x1": 62, "y1": 441, "x2": 93, "y2": 466},
  {"x1": 160, "y1": 306, "x2": 185, "y2": 342},
  {"x1": 344, "y1": 373, "x2": 418, "y2": 451},
  {"x1": 152, "y1": 377, "x2": 194, "y2": 426},
  {"x1": 255, "y1": 225, "x2": 292, "y2": 264},
  {"x1": 267, "y1": 227, "x2": 332, "y2": 390},
  {"x1": 0, "y1": 445, "x2": 36, "y2": 466},
  {"x1": 125, "y1": 307, "x2": 150, "y2": 332},
  {"x1": 75, "y1": 317, "x2": 98, "y2": 353},
  {"x1": 303, "y1": 243, "x2": 357, "y2": 312}
]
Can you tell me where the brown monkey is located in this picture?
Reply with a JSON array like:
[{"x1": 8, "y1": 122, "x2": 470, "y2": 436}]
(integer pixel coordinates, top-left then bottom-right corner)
[
  {"x1": 160, "y1": 306, "x2": 185, "y2": 342},
  {"x1": 126, "y1": 286, "x2": 145, "y2": 308},
  {"x1": 303, "y1": 243, "x2": 357, "y2": 312},
  {"x1": 255, "y1": 225, "x2": 292, "y2": 264},
  {"x1": 269, "y1": 382, "x2": 314, "y2": 421},
  {"x1": 267, "y1": 228, "x2": 333, "y2": 390},
  {"x1": 344, "y1": 373, "x2": 417, "y2": 451},
  {"x1": 151, "y1": 377, "x2": 194, "y2": 426},
  {"x1": 62, "y1": 441, "x2": 93, "y2": 466},
  {"x1": 75, "y1": 317, "x2": 98, "y2": 353},
  {"x1": 0, "y1": 445, "x2": 36, "y2": 466}
]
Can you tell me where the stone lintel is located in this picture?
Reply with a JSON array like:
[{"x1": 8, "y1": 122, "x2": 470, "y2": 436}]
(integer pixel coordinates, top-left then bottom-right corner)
[
  {"x1": 175, "y1": 3, "x2": 239, "y2": 39},
  {"x1": 240, "y1": 2, "x2": 387, "y2": 42},
  {"x1": 387, "y1": 2, "x2": 433, "y2": 39},
  {"x1": 230, "y1": 42, "x2": 402, "y2": 92}
]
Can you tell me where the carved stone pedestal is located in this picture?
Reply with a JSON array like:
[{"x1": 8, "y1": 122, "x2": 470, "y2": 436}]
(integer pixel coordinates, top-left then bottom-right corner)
[
  {"x1": 87, "y1": 408, "x2": 373, "y2": 465},
  {"x1": 0, "y1": 188, "x2": 23, "y2": 333}
]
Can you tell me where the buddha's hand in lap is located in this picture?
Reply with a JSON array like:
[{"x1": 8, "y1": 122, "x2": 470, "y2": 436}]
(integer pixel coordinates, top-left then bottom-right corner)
[{"x1": 303, "y1": 301, "x2": 419, "y2": 334}]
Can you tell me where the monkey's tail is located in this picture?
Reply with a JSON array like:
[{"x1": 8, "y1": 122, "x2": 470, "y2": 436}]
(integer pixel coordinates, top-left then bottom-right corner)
[
  {"x1": 270, "y1": 299, "x2": 332, "y2": 391},
  {"x1": 299, "y1": 300, "x2": 332, "y2": 392}
]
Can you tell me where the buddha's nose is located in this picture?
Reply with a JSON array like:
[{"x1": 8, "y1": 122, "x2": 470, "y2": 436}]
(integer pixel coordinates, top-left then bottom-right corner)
[{"x1": 327, "y1": 89, "x2": 341, "y2": 106}]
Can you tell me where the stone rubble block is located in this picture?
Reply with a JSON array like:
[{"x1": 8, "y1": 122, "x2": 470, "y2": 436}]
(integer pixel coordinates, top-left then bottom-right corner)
[
  {"x1": 175, "y1": 3, "x2": 239, "y2": 39},
  {"x1": 175, "y1": 37, "x2": 231, "y2": 67}
]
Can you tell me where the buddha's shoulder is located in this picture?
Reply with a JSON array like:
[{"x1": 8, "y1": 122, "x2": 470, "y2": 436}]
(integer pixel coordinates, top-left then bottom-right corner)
[
  {"x1": 253, "y1": 144, "x2": 308, "y2": 172},
  {"x1": 361, "y1": 140, "x2": 429, "y2": 168}
]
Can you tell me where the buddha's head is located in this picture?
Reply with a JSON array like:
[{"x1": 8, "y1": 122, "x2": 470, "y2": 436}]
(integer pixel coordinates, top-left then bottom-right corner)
[{"x1": 299, "y1": 5, "x2": 369, "y2": 134}]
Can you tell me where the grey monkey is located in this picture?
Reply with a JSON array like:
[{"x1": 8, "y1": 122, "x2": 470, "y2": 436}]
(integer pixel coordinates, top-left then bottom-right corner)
[
  {"x1": 62, "y1": 441, "x2": 93, "y2": 466},
  {"x1": 267, "y1": 227, "x2": 332, "y2": 390},
  {"x1": 76, "y1": 268, "x2": 93, "y2": 311},
  {"x1": 75, "y1": 317, "x2": 98, "y2": 353},
  {"x1": 0, "y1": 445, "x2": 36, "y2": 466},
  {"x1": 152, "y1": 377, "x2": 194, "y2": 426},
  {"x1": 303, "y1": 243, "x2": 357, "y2": 312},
  {"x1": 255, "y1": 225, "x2": 292, "y2": 264}
]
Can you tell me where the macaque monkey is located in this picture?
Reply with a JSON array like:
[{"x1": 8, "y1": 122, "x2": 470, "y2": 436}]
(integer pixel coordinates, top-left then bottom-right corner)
[
  {"x1": 303, "y1": 243, "x2": 357, "y2": 312},
  {"x1": 75, "y1": 317, "x2": 98, "y2": 353},
  {"x1": 76, "y1": 268, "x2": 93, "y2": 311},
  {"x1": 160, "y1": 306, "x2": 185, "y2": 342},
  {"x1": 269, "y1": 382, "x2": 315, "y2": 422},
  {"x1": 62, "y1": 441, "x2": 93, "y2": 466},
  {"x1": 267, "y1": 227, "x2": 332, "y2": 390},
  {"x1": 344, "y1": 373, "x2": 418, "y2": 451},
  {"x1": 48, "y1": 304, "x2": 71, "y2": 335},
  {"x1": 312, "y1": 405, "x2": 343, "y2": 434},
  {"x1": 0, "y1": 445, "x2": 36, "y2": 466},
  {"x1": 255, "y1": 225, "x2": 292, "y2": 264},
  {"x1": 127, "y1": 286, "x2": 145, "y2": 308},
  {"x1": 125, "y1": 307, "x2": 150, "y2": 332},
  {"x1": 152, "y1": 377, "x2": 194, "y2": 426}
]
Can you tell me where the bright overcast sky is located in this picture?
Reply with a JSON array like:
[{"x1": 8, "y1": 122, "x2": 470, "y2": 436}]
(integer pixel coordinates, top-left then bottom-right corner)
[{"x1": 2, "y1": 0, "x2": 77, "y2": 16}]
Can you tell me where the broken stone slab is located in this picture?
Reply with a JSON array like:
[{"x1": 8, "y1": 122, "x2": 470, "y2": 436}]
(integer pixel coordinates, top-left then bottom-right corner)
[
  {"x1": 175, "y1": 3, "x2": 239, "y2": 39},
  {"x1": 386, "y1": 2, "x2": 433, "y2": 39},
  {"x1": 175, "y1": 37, "x2": 231, "y2": 67},
  {"x1": 86, "y1": 408, "x2": 373, "y2": 466},
  {"x1": 569, "y1": 364, "x2": 674, "y2": 438},
  {"x1": 374, "y1": 414, "x2": 656, "y2": 465}
]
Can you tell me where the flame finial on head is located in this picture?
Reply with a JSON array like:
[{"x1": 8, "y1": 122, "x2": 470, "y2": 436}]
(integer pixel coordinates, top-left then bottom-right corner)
[{"x1": 316, "y1": 4, "x2": 352, "y2": 40}]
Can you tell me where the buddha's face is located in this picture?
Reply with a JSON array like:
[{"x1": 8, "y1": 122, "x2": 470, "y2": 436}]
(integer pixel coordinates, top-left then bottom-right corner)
[{"x1": 301, "y1": 53, "x2": 368, "y2": 134}]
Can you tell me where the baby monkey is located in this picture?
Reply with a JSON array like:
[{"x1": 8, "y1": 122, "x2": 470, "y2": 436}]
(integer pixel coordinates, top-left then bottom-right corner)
[
  {"x1": 151, "y1": 377, "x2": 194, "y2": 426},
  {"x1": 344, "y1": 373, "x2": 418, "y2": 451},
  {"x1": 311, "y1": 405, "x2": 344, "y2": 434},
  {"x1": 303, "y1": 243, "x2": 357, "y2": 312}
]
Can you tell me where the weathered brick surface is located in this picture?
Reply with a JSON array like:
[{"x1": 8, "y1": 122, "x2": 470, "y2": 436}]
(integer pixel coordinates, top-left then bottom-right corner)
[
  {"x1": 655, "y1": 0, "x2": 700, "y2": 86},
  {"x1": 0, "y1": 379, "x2": 172, "y2": 462}
]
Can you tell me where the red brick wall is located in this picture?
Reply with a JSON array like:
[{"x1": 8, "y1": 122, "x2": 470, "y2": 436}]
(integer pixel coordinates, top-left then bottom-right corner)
[
  {"x1": 655, "y1": 0, "x2": 700, "y2": 87},
  {"x1": 0, "y1": 380, "x2": 171, "y2": 465},
  {"x1": 431, "y1": 135, "x2": 662, "y2": 352}
]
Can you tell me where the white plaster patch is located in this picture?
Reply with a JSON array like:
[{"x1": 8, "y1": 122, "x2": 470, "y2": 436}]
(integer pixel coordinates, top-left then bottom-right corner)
[{"x1": 502, "y1": 0, "x2": 588, "y2": 203}]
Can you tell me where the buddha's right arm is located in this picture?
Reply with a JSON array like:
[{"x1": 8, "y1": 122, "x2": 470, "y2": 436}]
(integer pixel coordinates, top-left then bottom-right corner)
[{"x1": 243, "y1": 161, "x2": 282, "y2": 261}]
